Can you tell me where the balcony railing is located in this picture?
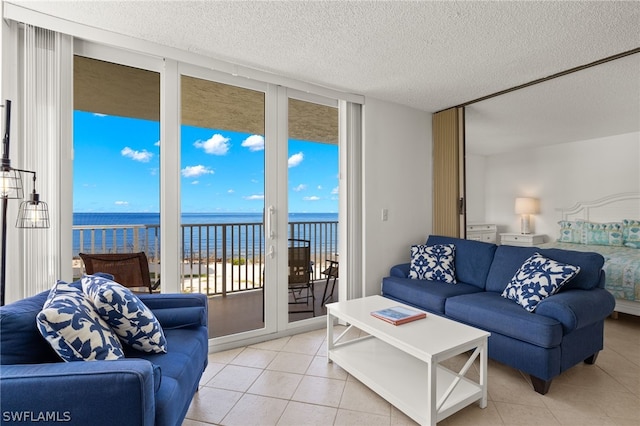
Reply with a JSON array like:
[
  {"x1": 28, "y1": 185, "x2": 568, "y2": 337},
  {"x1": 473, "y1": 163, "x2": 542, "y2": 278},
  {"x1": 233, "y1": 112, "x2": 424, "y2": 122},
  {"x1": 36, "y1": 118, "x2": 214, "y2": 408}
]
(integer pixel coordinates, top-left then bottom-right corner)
[{"x1": 73, "y1": 221, "x2": 338, "y2": 296}]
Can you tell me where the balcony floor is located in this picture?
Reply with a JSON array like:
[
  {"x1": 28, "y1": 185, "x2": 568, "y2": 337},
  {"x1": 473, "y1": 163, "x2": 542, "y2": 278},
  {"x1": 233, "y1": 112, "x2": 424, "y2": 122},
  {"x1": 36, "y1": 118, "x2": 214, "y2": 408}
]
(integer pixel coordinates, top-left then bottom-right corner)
[{"x1": 207, "y1": 278, "x2": 338, "y2": 338}]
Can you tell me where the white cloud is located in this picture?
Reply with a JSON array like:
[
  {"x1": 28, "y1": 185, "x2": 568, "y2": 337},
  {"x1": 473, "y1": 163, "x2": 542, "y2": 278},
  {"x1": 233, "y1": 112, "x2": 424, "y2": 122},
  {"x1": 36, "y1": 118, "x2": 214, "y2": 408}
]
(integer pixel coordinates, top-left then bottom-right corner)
[
  {"x1": 191, "y1": 180, "x2": 199, "y2": 185},
  {"x1": 288, "y1": 152, "x2": 304, "y2": 168},
  {"x1": 228, "y1": 189, "x2": 235, "y2": 194},
  {"x1": 303, "y1": 196, "x2": 320, "y2": 201},
  {"x1": 331, "y1": 186, "x2": 339, "y2": 195},
  {"x1": 244, "y1": 194, "x2": 264, "y2": 200},
  {"x1": 114, "y1": 200, "x2": 129, "y2": 206},
  {"x1": 121, "y1": 147, "x2": 153, "y2": 162},
  {"x1": 154, "y1": 140, "x2": 160, "y2": 146},
  {"x1": 181, "y1": 165, "x2": 214, "y2": 178},
  {"x1": 317, "y1": 185, "x2": 323, "y2": 190},
  {"x1": 293, "y1": 184, "x2": 307, "y2": 192},
  {"x1": 93, "y1": 113, "x2": 107, "y2": 117},
  {"x1": 194, "y1": 134, "x2": 230, "y2": 155},
  {"x1": 241, "y1": 134, "x2": 264, "y2": 152}
]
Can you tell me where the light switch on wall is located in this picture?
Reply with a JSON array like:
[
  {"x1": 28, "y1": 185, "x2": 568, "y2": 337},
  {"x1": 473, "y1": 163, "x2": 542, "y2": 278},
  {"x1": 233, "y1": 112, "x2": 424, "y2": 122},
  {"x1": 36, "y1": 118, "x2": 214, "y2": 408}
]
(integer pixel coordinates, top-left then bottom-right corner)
[{"x1": 382, "y1": 208, "x2": 389, "y2": 221}]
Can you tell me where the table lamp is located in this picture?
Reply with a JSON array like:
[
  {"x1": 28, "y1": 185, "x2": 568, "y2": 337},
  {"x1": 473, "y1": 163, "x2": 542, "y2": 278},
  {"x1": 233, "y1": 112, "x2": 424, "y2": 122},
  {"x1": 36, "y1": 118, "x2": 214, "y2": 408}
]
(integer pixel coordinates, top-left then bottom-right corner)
[{"x1": 515, "y1": 197, "x2": 539, "y2": 234}]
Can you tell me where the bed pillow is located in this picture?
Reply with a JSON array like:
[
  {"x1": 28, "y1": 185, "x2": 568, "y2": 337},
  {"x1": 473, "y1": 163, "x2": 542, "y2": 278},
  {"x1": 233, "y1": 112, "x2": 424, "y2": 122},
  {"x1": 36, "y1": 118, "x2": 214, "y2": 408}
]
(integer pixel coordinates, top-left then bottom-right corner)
[
  {"x1": 583, "y1": 221, "x2": 624, "y2": 246},
  {"x1": 409, "y1": 244, "x2": 456, "y2": 283},
  {"x1": 501, "y1": 253, "x2": 580, "y2": 312},
  {"x1": 622, "y1": 219, "x2": 640, "y2": 248},
  {"x1": 81, "y1": 274, "x2": 167, "y2": 353},
  {"x1": 557, "y1": 220, "x2": 584, "y2": 244},
  {"x1": 36, "y1": 281, "x2": 125, "y2": 361}
]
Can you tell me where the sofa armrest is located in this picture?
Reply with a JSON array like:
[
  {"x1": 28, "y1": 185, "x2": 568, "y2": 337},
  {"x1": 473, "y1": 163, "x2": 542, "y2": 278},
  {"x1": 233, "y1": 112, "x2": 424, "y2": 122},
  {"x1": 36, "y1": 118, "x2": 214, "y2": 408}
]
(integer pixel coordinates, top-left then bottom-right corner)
[
  {"x1": 535, "y1": 288, "x2": 616, "y2": 333},
  {"x1": 138, "y1": 293, "x2": 208, "y2": 329},
  {"x1": 389, "y1": 263, "x2": 411, "y2": 278},
  {"x1": 0, "y1": 359, "x2": 155, "y2": 426}
]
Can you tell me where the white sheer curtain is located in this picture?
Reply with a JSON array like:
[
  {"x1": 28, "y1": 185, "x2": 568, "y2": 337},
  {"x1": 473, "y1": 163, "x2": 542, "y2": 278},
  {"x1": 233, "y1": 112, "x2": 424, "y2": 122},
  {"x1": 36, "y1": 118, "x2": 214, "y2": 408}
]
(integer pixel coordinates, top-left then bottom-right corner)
[{"x1": 12, "y1": 24, "x2": 72, "y2": 299}]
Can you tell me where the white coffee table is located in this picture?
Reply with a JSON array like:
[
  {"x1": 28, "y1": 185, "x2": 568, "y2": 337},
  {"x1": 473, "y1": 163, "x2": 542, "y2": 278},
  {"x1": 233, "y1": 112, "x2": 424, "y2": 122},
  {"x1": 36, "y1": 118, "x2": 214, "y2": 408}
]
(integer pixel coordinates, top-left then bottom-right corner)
[{"x1": 326, "y1": 295, "x2": 489, "y2": 425}]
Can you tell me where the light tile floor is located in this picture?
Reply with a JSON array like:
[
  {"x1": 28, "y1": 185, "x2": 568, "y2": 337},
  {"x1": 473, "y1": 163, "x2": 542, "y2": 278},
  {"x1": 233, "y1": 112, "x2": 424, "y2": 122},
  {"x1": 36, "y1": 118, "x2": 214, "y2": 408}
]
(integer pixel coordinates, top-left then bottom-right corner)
[{"x1": 184, "y1": 314, "x2": 640, "y2": 425}]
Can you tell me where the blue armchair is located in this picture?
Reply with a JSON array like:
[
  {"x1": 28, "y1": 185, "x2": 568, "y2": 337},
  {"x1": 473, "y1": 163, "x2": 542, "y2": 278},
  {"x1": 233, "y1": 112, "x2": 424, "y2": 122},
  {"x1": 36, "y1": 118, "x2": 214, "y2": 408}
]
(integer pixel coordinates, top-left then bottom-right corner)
[{"x1": 0, "y1": 290, "x2": 208, "y2": 426}]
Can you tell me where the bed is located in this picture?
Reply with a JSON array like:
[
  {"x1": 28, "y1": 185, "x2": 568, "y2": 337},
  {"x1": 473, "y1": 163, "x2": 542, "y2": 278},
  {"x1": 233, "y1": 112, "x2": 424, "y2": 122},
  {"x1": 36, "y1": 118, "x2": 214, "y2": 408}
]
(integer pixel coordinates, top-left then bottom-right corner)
[{"x1": 539, "y1": 192, "x2": 640, "y2": 316}]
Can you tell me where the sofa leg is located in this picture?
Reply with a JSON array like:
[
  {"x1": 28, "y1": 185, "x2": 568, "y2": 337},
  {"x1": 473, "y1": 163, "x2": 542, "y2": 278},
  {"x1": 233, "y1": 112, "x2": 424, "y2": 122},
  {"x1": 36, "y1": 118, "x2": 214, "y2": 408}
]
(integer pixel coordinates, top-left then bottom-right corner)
[
  {"x1": 584, "y1": 352, "x2": 599, "y2": 365},
  {"x1": 530, "y1": 375, "x2": 552, "y2": 395}
]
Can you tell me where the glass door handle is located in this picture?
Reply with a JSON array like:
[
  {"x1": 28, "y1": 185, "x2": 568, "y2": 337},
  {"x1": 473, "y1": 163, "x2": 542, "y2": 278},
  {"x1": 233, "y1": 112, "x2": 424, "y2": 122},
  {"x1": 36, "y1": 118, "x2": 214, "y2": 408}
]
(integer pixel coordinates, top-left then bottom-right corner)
[{"x1": 265, "y1": 205, "x2": 275, "y2": 239}]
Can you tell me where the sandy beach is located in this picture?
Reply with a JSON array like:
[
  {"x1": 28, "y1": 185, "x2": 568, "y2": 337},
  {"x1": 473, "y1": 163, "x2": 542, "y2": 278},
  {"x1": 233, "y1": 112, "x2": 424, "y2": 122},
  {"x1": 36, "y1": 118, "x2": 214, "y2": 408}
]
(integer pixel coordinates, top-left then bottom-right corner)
[{"x1": 73, "y1": 257, "x2": 333, "y2": 295}]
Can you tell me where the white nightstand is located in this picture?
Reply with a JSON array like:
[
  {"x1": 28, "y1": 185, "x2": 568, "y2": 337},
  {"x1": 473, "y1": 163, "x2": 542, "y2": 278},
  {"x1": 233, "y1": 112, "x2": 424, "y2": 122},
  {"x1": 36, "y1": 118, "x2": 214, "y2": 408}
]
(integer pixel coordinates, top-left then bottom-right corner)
[
  {"x1": 466, "y1": 224, "x2": 497, "y2": 243},
  {"x1": 500, "y1": 233, "x2": 545, "y2": 247}
]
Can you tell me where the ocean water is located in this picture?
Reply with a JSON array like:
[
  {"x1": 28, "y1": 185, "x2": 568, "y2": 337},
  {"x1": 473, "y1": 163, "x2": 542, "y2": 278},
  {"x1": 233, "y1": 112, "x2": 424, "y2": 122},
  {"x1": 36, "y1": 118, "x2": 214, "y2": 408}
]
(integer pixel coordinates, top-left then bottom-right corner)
[
  {"x1": 73, "y1": 212, "x2": 338, "y2": 257},
  {"x1": 74, "y1": 212, "x2": 338, "y2": 226}
]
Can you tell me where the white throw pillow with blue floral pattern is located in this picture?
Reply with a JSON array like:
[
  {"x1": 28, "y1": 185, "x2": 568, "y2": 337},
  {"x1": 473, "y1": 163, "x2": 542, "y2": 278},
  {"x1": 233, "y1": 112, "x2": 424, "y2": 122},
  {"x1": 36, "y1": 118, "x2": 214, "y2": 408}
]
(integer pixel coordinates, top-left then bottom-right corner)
[
  {"x1": 36, "y1": 280, "x2": 125, "y2": 361},
  {"x1": 409, "y1": 244, "x2": 456, "y2": 283},
  {"x1": 81, "y1": 274, "x2": 167, "y2": 353},
  {"x1": 501, "y1": 253, "x2": 580, "y2": 312}
]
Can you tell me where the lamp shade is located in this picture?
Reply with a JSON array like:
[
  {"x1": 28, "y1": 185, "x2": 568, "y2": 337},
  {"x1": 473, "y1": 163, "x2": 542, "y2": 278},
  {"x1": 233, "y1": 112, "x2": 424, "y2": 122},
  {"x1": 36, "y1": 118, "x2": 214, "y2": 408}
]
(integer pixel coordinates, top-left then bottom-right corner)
[
  {"x1": 0, "y1": 169, "x2": 24, "y2": 199},
  {"x1": 515, "y1": 197, "x2": 539, "y2": 215},
  {"x1": 16, "y1": 193, "x2": 50, "y2": 228}
]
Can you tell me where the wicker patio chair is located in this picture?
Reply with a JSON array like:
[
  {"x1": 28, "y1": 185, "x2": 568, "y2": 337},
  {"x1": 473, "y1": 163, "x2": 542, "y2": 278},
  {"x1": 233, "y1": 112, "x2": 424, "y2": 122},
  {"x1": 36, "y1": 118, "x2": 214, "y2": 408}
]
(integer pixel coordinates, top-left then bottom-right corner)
[{"x1": 79, "y1": 252, "x2": 158, "y2": 294}]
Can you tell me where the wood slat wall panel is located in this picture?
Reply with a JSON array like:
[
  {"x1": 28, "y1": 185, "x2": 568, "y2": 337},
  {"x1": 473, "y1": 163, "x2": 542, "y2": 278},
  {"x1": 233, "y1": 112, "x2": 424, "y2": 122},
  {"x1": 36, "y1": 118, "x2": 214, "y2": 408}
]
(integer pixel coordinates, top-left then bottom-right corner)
[{"x1": 432, "y1": 108, "x2": 461, "y2": 237}]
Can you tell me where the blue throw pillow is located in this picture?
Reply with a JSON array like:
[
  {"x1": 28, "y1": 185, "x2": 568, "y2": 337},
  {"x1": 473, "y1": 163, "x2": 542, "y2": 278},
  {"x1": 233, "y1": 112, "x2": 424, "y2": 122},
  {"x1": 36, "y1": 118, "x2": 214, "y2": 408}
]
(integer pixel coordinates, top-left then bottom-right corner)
[
  {"x1": 409, "y1": 244, "x2": 456, "y2": 283},
  {"x1": 81, "y1": 274, "x2": 167, "y2": 353},
  {"x1": 501, "y1": 253, "x2": 580, "y2": 312},
  {"x1": 36, "y1": 281, "x2": 125, "y2": 361}
]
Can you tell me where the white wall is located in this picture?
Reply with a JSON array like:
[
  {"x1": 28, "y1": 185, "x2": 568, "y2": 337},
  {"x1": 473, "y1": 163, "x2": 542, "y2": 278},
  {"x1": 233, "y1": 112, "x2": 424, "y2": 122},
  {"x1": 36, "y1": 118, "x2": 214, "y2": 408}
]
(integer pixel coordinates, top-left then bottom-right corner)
[
  {"x1": 465, "y1": 154, "x2": 487, "y2": 223},
  {"x1": 362, "y1": 97, "x2": 431, "y2": 296},
  {"x1": 481, "y1": 131, "x2": 640, "y2": 240}
]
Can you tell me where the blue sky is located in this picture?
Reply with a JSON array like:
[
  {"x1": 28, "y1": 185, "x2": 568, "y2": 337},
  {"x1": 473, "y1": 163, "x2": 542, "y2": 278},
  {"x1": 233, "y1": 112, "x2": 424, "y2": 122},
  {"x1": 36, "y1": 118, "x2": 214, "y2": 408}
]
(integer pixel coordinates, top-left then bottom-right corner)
[{"x1": 73, "y1": 111, "x2": 339, "y2": 213}]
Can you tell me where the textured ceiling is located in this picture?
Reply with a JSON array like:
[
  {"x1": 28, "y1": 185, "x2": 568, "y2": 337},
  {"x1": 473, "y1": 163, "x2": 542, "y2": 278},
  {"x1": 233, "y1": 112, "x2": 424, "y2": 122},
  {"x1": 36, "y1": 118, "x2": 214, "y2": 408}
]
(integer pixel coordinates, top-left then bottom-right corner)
[{"x1": 7, "y1": 0, "x2": 640, "y2": 152}]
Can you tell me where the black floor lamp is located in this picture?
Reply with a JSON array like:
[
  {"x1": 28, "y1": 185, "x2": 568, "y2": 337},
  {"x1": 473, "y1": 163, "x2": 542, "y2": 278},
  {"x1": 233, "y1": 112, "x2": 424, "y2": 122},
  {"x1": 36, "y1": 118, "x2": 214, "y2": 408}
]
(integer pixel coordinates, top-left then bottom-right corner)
[{"x1": 1, "y1": 99, "x2": 50, "y2": 306}]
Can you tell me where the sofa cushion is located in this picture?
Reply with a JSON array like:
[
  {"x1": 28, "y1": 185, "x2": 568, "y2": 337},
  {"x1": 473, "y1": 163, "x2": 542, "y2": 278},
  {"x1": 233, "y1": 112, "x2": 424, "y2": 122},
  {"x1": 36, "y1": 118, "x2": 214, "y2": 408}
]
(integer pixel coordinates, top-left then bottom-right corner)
[
  {"x1": 485, "y1": 245, "x2": 604, "y2": 293},
  {"x1": 382, "y1": 276, "x2": 482, "y2": 315},
  {"x1": 0, "y1": 291, "x2": 60, "y2": 365},
  {"x1": 128, "y1": 327, "x2": 208, "y2": 426},
  {"x1": 36, "y1": 281, "x2": 125, "y2": 361},
  {"x1": 409, "y1": 244, "x2": 456, "y2": 283},
  {"x1": 426, "y1": 235, "x2": 497, "y2": 289},
  {"x1": 82, "y1": 274, "x2": 167, "y2": 353},
  {"x1": 445, "y1": 292, "x2": 564, "y2": 348},
  {"x1": 501, "y1": 253, "x2": 580, "y2": 312}
]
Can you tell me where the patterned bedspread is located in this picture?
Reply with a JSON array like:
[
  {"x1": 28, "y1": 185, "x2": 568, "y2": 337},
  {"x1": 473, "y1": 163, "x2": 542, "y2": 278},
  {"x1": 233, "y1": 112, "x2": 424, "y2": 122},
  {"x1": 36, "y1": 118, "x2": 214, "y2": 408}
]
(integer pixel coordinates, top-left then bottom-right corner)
[{"x1": 540, "y1": 241, "x2": 640, "y2": 302}]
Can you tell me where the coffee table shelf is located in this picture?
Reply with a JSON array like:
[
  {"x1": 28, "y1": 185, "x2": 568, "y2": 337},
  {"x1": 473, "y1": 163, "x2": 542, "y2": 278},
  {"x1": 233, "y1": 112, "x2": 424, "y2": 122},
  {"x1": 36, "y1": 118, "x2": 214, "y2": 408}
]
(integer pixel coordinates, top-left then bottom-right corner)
[{"x1": 327, "y1": 296, "x2": 489, "y2": 425}]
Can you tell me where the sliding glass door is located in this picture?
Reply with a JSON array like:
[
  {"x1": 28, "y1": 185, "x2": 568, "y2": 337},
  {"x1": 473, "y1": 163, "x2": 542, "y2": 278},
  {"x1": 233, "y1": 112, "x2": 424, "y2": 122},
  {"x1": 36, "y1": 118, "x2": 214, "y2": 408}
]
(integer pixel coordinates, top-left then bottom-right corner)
[
  {"x1": 70, "y1": 40, "x2": 350, "y2": 345},
  {"x1": 179, "y1": 71, "x2": 269, "y2": 338},
  {"x1": 286, "y1": 94, "x2": 339, "y2": 324},
  {"x1": 72, "y1": 52, "x2": 162, "y2": 286}
]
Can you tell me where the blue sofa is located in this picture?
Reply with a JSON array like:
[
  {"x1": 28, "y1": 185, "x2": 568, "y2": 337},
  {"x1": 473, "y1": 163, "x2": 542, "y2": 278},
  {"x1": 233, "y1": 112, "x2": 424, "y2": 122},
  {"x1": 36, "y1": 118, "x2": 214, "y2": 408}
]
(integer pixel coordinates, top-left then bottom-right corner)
[
  {"x1": 0, "y1": 291, "x2": 208, "y2": 426},
  {"x1": 382, "y1": 235, "x2": 615, "y2": 394}
]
